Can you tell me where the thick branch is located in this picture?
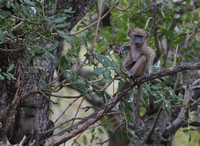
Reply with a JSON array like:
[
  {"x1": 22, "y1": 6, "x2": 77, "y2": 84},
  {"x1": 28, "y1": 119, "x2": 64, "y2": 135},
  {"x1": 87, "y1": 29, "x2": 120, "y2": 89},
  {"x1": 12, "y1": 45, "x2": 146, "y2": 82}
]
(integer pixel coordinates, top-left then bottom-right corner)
[{"x1": 44, "y1": 62, "x2": 200, "y2": 146}]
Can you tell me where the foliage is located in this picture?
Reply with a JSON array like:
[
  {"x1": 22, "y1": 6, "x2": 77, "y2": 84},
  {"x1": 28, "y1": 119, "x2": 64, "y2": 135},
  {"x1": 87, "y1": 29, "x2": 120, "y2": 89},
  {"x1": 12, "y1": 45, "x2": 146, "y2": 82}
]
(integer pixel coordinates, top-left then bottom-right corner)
[
  {"x1": 0, "y1": 0, "x2": 200, "y2": 145},
  {"x1": 0, "y1": 64, "x2": 16, "y2": 80}
]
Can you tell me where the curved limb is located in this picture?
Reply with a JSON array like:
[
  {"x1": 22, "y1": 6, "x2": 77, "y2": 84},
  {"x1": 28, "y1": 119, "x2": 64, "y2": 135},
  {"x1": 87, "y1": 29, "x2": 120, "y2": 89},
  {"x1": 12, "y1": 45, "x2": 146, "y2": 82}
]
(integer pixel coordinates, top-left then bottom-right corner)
[
  {"x1": 129, "y1": 55, "x2": 147, "y2": 77},
  {"x1": 118, "y1": 45, "x2": 130, "y2": 58}
]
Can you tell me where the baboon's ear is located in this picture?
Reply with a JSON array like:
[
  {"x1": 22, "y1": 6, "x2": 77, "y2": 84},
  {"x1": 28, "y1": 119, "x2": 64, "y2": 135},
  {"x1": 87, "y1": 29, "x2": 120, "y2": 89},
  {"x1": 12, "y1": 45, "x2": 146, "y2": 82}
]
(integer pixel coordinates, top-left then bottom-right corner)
[
  {"x1": 146, "y1": 31, "x2": 150, "y2": 39},
  {"x1": 128, "y1": 29, "x2": 132, "y2": 37}
]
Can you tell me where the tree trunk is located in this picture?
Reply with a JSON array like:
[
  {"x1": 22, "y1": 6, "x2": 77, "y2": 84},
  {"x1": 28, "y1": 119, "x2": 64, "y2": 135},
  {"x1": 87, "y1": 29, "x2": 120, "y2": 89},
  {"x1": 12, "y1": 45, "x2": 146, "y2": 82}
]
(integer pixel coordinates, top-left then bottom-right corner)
[{"x1": 0, "y1": 0, "x2": 97, "y2": 145}]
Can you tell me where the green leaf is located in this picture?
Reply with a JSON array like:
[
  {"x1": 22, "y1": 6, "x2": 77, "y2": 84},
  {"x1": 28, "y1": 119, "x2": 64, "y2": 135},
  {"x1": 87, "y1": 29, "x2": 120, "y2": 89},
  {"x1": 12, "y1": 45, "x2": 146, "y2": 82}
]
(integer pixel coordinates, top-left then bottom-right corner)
[
  {"x1": 54, "y1": 16, "x2": 67, "y2": 23},
  {"x1": 103, "y1": 68, "x2": 111, "y2": 78},
  {"x1": 21, "y1": 5, "x2": 29, "y2": 16},
  {"x1": 0, "y1": 74, "x2": 5, "y2": 80},
  {"x1": 56, "y1": 23, "x2": 70, "y2": 28},
  {"x1": 64, "y1": 7, "x2": 75, "y2": 13},
  {"x1": 0, "y1": 10, "x2": 12, "y2": 18},
  {"x1": 188, "y1": 133, "x2": 191, "y2": 142},
  {"x1": 120, "y1": 132, "x2": 125, "y2": 141},
  {"x1": 93, "y1": 67, "x2": 104, "y2": 75},
  {"x1": 144, "y1": 83, "x2": 151, "y2": 92},
  {"x1": 98, "y1": 128, "x2": 104, "y2": 134},
  {"x1": 7, "y1": 64, "x2": 14, "y2": 72},
  {"x1": 155, "y1": 78, "x2": 162, "y2": 83},
  {"x1": 85, "y1": 93, "x2": 92, "y2": 100},
  {"x1": 48, "y1": 42, "x2": 60, "y2": 52},
  {"x1": 188, "y1": 127, "x2": 197, "y2": 131},
  {"x1": 24, "y1": 0, "x2": 35, "y2": 6},
  {"x1": 127, "y1": 129, "x2": 138, "y2": 139},
  {"x1": 74, "y1": 140, "x2": 81, "y2": 146},
  {"x1": 0, "y1": 28, "x2": 5, "y2": 42},
  {"x1": 96, "y1": 55, "x2": 111, "y2": 67},
  {"x1": 182, "y1": 129, "x2": 188, "y2": 133},
  {"x1": 7, "y1": 73, "x2": 16, "y2": 80},
  {"x1": 57, "y1": 30, "x2": 68, "y2": 39},
  {"x1": 82, "y1": 36, "x2": 89, "y2": 50},
  {"x1": 60, "y1": 55, "x2": 69, "y2": 68},
  {"x1": 111, "y1": 62, "x2": 121, "y2": 74},
  {"x1": 71, "y1": 71, "x2": 78, "y2": 82},
  {"x1": 3, "y1": 73, "x2": 11, "y2": 80},
  {"x1": 151, "y1": 85, "x2": 161, "y2": 90},
  {"x1": 40, "y1": 82, "x2": 54, "y2": 92},
  {"x1": 90, "y1": 127, "x2": 95, "y2": 133},
  {"x1": 0, "y1": 0, "x2": 7, "y2": 6},
  {"x1": 82, "y1": 135, "x2": 87, "y2": 145},
  {"x1": 44, "y1": 48, "x2": 58, "y2": 67}
]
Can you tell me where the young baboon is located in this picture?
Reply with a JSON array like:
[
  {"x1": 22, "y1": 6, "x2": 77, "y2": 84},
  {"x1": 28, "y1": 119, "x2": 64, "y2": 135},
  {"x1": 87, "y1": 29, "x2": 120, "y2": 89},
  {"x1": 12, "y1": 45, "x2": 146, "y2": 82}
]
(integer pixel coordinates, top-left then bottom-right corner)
[{"x1": 118, "y1": 27, "x2": 155, "y2": 128}]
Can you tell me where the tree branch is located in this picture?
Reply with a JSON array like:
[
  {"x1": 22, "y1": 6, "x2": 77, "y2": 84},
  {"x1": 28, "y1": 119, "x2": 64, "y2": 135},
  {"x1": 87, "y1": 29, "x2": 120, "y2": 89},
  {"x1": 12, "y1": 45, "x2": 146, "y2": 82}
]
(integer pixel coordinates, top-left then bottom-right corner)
[
  {"x1": 44, "y1": 62, "x2": 200, "y2": 146},
  {"x1": 162, "y1": 84, "x2": 193, "y2": 139}
]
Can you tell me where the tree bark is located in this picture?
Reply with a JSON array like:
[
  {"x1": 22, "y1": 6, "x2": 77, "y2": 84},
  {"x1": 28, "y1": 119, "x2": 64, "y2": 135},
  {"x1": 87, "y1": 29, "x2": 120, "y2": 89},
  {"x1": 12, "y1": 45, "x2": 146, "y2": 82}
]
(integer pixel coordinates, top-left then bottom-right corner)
[{"x1": 0, "y1": 0, "x2": 97, "y2": 145}]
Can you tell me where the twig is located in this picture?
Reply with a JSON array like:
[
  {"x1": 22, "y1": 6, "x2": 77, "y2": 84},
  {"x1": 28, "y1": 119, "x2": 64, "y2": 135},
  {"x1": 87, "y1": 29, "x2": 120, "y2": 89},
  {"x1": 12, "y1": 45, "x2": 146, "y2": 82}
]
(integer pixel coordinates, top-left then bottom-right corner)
[
  {"x1": 54, "y1": 98, "x2": 80, "y2": 124},
  {"x1": 47, "y1": 93, "x2": 83, "y2": 99},
  {"x1": 71, "y1": 95, "x2": 86, "y2": 126},
  {"x1": 71, "y1": 133, "x2": 82, "y2": 146},
  {"x1": 0, "y1": 72, "x2": 21, "y2": 138},
  {"x1": 92, "y1": 0, "x2": 105, "y2": 48},
  {"x1": 21, "y1": 90, "x2": 57, "y2": 104},
  {"x1": 182, "y1": 7, "x2": 196, "y2": 63},
  {"x1": 19, "y1": 135, "x2": 27, "y2": 146},
  {"x1": 69, "y1": 1, "x2": 120, "y2": 36},
  {"x1": 75, "y1": 54, "x2": 90, "y2": 73},
  {"x1": 136, "y1": 1, "x2": 162, "y2": 15},
  {"x1": 163, "y1": 84, "x2": 193, "y2": 139},
  {"x1": 11, "y1": 15, "x2": 49, "y2": 25},
  {"x1": 0, "y1": 47, "x2": 26, "y2": 52},
  {"x1": 30, "y1": 139, "x2": 36, "y2": 146},
  {"x1": 145, "y1": 17, "x2": 153, "y2": 30},
  {"x1": 146, "y1": 105, "x2": 162, "y2": 143},
  {"x1": 75, "y1": 0, "x2": 106, "y2": 73},
  {"x1": 171, "y1": 98, "x2": 200, "y2": 108},
  {"x1": 173, "y1": 11, "x2": 199, "y2": 92},
  {"x1": 114, "y1": 3, "x2": 135, "y2": 11},
  {"x1": 153, "y1": 0, "x2": 161, "y2": 64},
  {"x1": 3, "y1": 22, "x2": 24, "y2": 36},
  {"x1": 97, "y1": 123, "x2": 125, "y2": 145},
  {"x1": 94, "y1": 75, "x2": 118, "y2": 92},
  {"x1": 81, "y1": 106, "x2": 94, "y2": 112},
  {"x1": 89, "y1": 78, "x2": 102, "y2": 83},
  {"x1": 173, "y1": 45, "x2": 179, "y2": 67},
  {"x1": 39, "y1": 117, "x2": 82, "y2": 135}
]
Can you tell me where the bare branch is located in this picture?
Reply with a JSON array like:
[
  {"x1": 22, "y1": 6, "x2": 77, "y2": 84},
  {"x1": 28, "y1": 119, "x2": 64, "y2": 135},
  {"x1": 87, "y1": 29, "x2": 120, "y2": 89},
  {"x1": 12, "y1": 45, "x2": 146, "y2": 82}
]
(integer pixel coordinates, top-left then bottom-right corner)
[
  {"x1": 69, "y1": 1, "x2": 119, "y2": 36},
  {"x1": 54, "y1": 98, "x2": 80, "y2": 124},
  {"x1": 146, "y1": 105, "x2": 162, "y2": 143},
  {"x1": 19, "y1": 135, "x2": 26, "y2": 146}
]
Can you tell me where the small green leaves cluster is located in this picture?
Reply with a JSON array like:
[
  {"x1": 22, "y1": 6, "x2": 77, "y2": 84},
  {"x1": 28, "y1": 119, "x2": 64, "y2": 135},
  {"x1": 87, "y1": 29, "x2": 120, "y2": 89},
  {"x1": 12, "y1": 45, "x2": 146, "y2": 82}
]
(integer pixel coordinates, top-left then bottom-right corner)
[
  {"x1": 0, "y1": 0, "x2": 75, "y2": 66},
  {"x1": 0, "y1": 64, "x2": 16, "y2": 80}
]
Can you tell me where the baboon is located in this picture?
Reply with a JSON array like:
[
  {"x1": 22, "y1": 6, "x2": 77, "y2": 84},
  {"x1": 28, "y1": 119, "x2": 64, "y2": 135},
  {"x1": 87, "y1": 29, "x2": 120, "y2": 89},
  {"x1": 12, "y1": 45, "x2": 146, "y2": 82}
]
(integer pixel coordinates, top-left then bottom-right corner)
[{"x1": 118, "y1": 27, "x2": 155, "y2": 128}]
